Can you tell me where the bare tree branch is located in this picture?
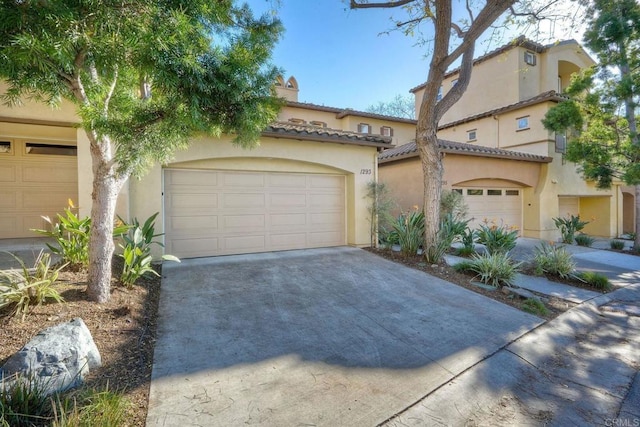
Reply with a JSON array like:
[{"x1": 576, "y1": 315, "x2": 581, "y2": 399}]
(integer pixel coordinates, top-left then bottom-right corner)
[{"x1": 350, "y1": 0, "x2": 415, "y2": 9}]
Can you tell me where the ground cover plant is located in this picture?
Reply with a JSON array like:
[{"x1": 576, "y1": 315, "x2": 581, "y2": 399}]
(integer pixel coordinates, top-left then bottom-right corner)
[{"x1": 0, "y1": 257, "x2": 160, "y2": 426}]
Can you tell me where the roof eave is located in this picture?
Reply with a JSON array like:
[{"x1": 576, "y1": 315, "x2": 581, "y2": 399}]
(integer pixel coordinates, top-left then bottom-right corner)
[{"x1": 261, "y1": 129, "x2": 394, "y2": 151}]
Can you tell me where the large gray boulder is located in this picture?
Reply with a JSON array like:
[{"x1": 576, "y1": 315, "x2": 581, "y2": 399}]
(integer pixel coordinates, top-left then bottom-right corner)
[{"x1": 0, "y1": 318, "x2": 101, "y2": 396}]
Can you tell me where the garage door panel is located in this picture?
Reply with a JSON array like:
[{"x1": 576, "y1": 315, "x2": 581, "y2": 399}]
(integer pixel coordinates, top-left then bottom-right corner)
[
  {"x1": 169, "y1": 193, "x2": 218, "y2": 210},
  {"x1": 458, "y1": 187, "x2": 522, "y2": 233},
  {"x1": 270, "y1": 193, "x2": 306, "y2": 208},
  {"x1": 170, "y1": 215, "x2": 218, "y2": 232},
  {"x1": 270, "y1": 233, "x2": 307, "y2": 248},
  {"x1": 169, "y1": 170, "x2": 218, "y2": 186},
  {"x1": 269, "y1": 174, "x2": 306, "y2": 188},
  {"x1": 223, "y1": 172, "x2": 265, "y2": 187},
  {"x1": 23, "y1": 165, "x2": 76, "y2": 183},
  {"x1": 310, "y1": 175, "x2": 343, "y2": 188},
  {"x1": 271, "y1": 213, "x2": 307, "y2": 227},
  {"x1": 310, "y1": 193, "x2": 343, "y2": 208},
  {"x1": 223, "y1": 214, "x2": 265, "y2": 229},
  {"x1": 223, "y1": 193, "x2": 265, "y2": 208},
  {"x1": 224, "y1": 235, "x2": 265, "y2": 251},
  {"x1": 171, "y1": 237, "x2": 220, "y2": 257},
  {"x1": 0, "y1": 192, "x2": 16, "y2": 209},
  {"x1": 22, "y1": 191, "x2": 70, "y2": 210},
  {"x1": 165, "y1": 169, "x2": 345, "y2": 258},
  {"x1": 0, "y1": 165, "x2": 16, "y2": 182}
]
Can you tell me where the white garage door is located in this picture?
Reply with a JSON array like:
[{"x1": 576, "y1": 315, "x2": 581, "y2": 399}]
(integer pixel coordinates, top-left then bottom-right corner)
[
  {"x1": 0, "y1": 139, "x2": 78, "y2": 239},
  {"x1": 455, "y1": 187, "x2": 522, "y2": 233},
  {"x1": 164, "y1": 169, "x2": 346, "y2": 258}
]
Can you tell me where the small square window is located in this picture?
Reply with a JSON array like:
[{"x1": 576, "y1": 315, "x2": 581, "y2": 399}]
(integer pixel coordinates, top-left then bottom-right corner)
[
  {"x1": 467, "y1": 130, "x2": 477, "y2": 142},
  {"x1": 310, "y1": 121, "x2": 327, "y2": 128},
  {"x1": 380, "y1": 126, "x2": 393, "y2": 137},
  {"x1": 451, "y1": 79, "x2": 458, "y2": 87},
  {"x1": 436, "y1": 86, "x2": 443, "y2": 101},
  {"x1": 288, "y1": 118, "x2": 306, "y2": 125},
  {"x1": 506, "y1": 190, "x2": 520, "y2": 196},
  {"x1": 517, "y1": 116, "x2": 529, "y2": 131},
  {"x1": 0, "y1": 141, "x2": 11, "y2": 154},
  {"x1": 467, "y1": 189, "x2": 483, "y2": 196},
  {"x1": 452, "y1": 189, "x2": 463, "y2": 194},
  {"x1": 358, "y1": 123, "x2": 371, "y2": 134},
  {"x1": 524, "y1": 51, "x2": 537, "y2": 66},
  {"x1": 487, "y1": 189, "x2": 502, "y2": 196}
]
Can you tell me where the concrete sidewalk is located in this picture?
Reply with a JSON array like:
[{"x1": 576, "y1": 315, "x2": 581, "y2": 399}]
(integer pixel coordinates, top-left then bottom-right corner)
[{"x1": 388, "y1": 240, "x2": 640, "y2": 426}]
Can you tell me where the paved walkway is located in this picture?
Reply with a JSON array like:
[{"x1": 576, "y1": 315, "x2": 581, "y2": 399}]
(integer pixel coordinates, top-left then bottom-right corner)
[{"x1": 398, "y1": 239, "x2": 640, "y2": 426}]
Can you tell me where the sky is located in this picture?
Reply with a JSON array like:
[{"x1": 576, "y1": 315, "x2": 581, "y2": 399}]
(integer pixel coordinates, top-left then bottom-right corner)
[
  {"x1": 246, "y1": 1, "x2": 436, "y2": 111},
  {"x1": 246, "y1": 1, "x2": 587, "y2": 112}
]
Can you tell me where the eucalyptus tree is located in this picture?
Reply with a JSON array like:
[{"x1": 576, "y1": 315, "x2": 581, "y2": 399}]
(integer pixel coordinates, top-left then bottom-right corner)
[
  {"x1": 543, "y1": 0, "x2": 640, "y2": 246},
  {"x1": 350, "y1": 0, "x2": 584, "y2": 261},
  {"x1": 0, "y1": 1, "x2": 283, "y2": 302}
]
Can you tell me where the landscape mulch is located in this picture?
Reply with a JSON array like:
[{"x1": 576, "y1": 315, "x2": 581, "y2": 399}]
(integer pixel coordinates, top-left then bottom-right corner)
[{"x1": 0, "y1": 263, "x2": 161, "y2": 426}]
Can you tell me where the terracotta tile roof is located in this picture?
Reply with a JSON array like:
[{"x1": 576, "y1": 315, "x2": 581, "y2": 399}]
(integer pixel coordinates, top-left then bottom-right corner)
[
  {"x1": 410, "y1": 36, "x2": 575, "y2": 93},
  {"x1": 436, "y1": 90, "x2": 567, "y2": 131},
  {"x1": 263, "y1": 121, "x2": 393, "y2": 149},
  {"x1": 378, "y1": 139, "x2": 552, "y2": 163},
  {"x1": 286, "y1": 101, "x2": 417, "y2": 124}
]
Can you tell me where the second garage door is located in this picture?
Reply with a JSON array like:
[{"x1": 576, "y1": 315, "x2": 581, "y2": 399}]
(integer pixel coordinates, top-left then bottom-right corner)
[
  {"x1": 455, "y1": 187, "x2": 523, "y2": 233},
  {"x1": 164, "y1": 169, "x2": 346, "y2": 258}
]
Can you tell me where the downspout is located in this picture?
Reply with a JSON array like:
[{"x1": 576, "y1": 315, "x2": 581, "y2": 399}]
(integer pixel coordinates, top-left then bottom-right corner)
[{"x1": 493, "y1": 115, "x2": 500, "y2": 148}]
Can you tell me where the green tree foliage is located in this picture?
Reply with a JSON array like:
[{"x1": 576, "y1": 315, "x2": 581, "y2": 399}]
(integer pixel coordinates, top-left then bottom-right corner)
[
  {"x1": 542, "y1": 0, "x2": 640, "y2": 244},
  {"x1": 0, "y1": 0, "x2": 283, "y2": 302},
  {"x1": 366, "y1": 94, "x2": 416, "y2": 119}
]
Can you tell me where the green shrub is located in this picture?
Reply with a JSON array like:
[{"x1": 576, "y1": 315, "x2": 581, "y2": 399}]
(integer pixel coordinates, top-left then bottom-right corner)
[
  {"x1": 453, "y1": 252, "x2": 520, "y2": 287},
  {"x1": 0, "y1": 372, "x2": 54, "y2": 426},
  {"x1": 553, "y1": 214, "x2": 589, "y2": 244},
  {"x1": 577, "y1": 271, "x2": 612, "y2": 291},
  {"x1": 522, "y1": 298, "x2": 550, "y2": 316},
  {"x1": 391, "y1": 210, "x2": 425, "y2": 257},
  {"x1": 118, "y1": 213, "x2": 179, "y2": 287},
  {"x1": 533, "y1": 242, "x2": 576, "y2": 279},
  {"x1": 574, "y1": 233, "x2": 595, "y2": 247},
  {"x1": 52, "y1": 387, "x2": 130, "y2": 427},
  {"x1": 610, "y1": 240, "x2": 625, "y2": 250},
  {"x1": 423, "y1": 214, "x2": 468, "y2": 263},
  {"x1": 456, "y1": 227, "x2": 477, "y2": 257},
  {"x1": 476, "y1": 222, "x2": 518, "y2": 255},
  {"x1": 0, "y1": 252, "x2": 65, "y2": 320},
  {"x1": 33, "y1": 203, "x2": 91, "y2": 269},
  {"x1": 440, "y1": 190, "x2": 468, "y2": 221}
]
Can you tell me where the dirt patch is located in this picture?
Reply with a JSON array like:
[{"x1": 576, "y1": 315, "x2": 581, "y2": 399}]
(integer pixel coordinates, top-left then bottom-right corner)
[
  {"x1": 0, "y1": 263, "x2": 160, "y2": 426},
  {"x1": 366, "y1": 248, "x2": 573, "y2": 320}
]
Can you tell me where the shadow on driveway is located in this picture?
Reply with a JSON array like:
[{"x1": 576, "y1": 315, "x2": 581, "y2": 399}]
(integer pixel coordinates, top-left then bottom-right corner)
[{"x1": 147, "y1": 247, "x2": 542, "y2": 426}]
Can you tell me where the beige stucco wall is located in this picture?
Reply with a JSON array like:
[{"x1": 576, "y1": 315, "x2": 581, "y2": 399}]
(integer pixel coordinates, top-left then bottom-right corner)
[
  {"x1": 438, "y1": 102, "x2": 555, "y2": 156},
  {"x1": 0, "y1": 82, "x2": 79, "y2": 124},
  {"x1": 127, "y1": 135, "x2": 379, "y2": 256},
  {"x1": 278, "y1": 105, "x2": 416, "y2": 147},
  {"x1": 379, "y1": 154, "x2": 542, "y2": 215}
]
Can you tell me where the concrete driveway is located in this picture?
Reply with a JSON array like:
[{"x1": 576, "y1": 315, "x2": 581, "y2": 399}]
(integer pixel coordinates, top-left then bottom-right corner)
[{"x1": 146, "y1": 247, "x2": 542, "y2": 426}]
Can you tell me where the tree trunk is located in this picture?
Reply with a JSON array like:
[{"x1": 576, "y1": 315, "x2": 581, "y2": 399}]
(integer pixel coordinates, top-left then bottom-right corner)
[
  {"x1": 87, "y1": 170, "x2": 121, "y2": 303},
  {"x1": 633, "y1": 181, "x2": 640, "y2": 250},
  {"x1": 418, "y1": 131, "x2": 443, "y2": 250}
]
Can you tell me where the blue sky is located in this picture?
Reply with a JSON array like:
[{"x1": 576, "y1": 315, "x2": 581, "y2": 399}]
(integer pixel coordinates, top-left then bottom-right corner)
[
  {"x1": 246, "y1": 1, "x2": 436, "y2": 111},
  {"x1": 246, "y1": 1, "x2": 586, "y2": 112}
]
